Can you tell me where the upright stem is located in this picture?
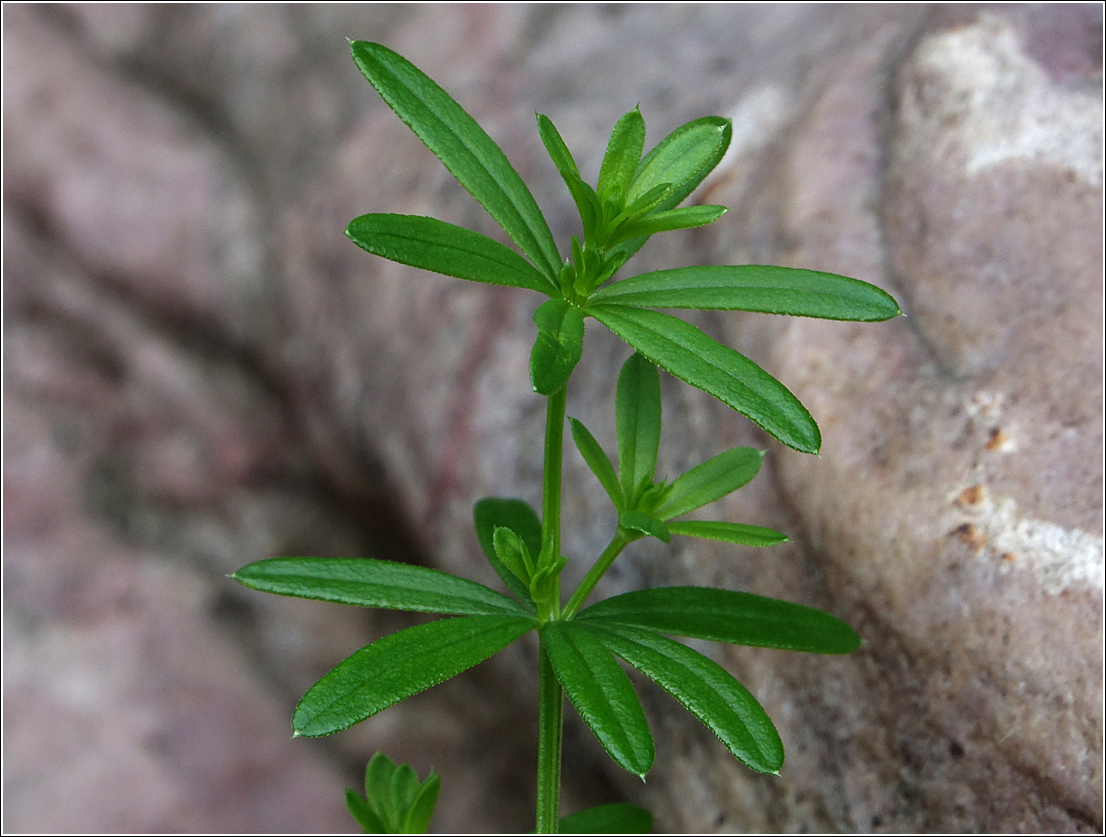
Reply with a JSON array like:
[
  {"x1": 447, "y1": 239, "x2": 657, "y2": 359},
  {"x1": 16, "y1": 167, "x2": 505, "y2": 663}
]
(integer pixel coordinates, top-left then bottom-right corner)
[
  {"x1": 541, "y1": 386, "x2": 568, "y2": 599},
  {"x1": 535, "y1": 385, "x2": 567, "y2": 832},
  {"x1": 535, "y1": 636, "x2": 563, "y2": 833}
]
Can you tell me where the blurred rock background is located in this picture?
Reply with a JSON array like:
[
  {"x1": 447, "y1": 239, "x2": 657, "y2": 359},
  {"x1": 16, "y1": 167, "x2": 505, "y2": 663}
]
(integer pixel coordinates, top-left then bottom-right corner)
[{"x1": 3, "y1": 4, "x2": 1101, "y2": 833}]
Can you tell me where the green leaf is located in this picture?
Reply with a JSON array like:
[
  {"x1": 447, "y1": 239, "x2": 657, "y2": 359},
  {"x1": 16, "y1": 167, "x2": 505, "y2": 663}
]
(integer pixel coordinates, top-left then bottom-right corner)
[
  {"x1": 589, "y1": 305, "x2": 820, "y2": 454},
  {"x1": 390, "y1": 765, "x2": 420, "y2": 828},
  {"x1": 350, "y1": 41, "x2": 561, "y2": 280},
  {"x1": 656, "y1": 447, "x2": 764, "y2": 520},
  {"x1": 346, "y1": 214, "x2": 555, "y2": 295},
  {"x1": 577, "y1": 587, "x2": 861, "y2": 654},
  {"x1": 620, "y1": 182, "x2": 673, "y2": 220},
  {"x1": 493, "y1": 526, "x2": 534, "y2": 585},
  {"x1": 597, "y1": 107, "x2": 646, "y2": 205},
  {"x1": 530, "y1": 298, "x2": 585, "y2": 395},
  {"x1": 402, "y1": 772, "x2": 440, "y2": 833},
  {"x1": 347, "y1": 788, "x2": 386, "y2": 833},
  {"x1": 559, "y1": 802, "x2": 655, "y2": 834},
  {"x1": 536, "y1": 113, "x2": 582, "y2": 180},
  {"x1": 666, "y1": 520, "x2": 789, "y2": 547},
  {"x1": 354, "y1": 753, "x2": 440, "y2": 833},
  {"x1": 473, "y1": 498, "x2": 541, "y2": 608},
  {"x1": 364, "y1": 753, "x2": 403, "y2": 832},
  {"x1": 619, "y1": 510, "x2": 671, "y2": 544},
  {"x1": 590, "y1": 265, "x2": 902, "y2": 322},
  {"x1": 613, "y1": 116, "x2": 731, "y2": 262},
  {"x1": 584, "y1": 622, "x2": 784, "y2": 774},
  {"x1": 627, "y1": 116, "x2": 731, "y2": 206},
  {"x1": 568, "y1": 417, "x2": 624, "y2": 510},
  {"x1": 293, "y1": 615, "x2": 534, "y2": 736},
  {"x1": 609, "y1": 205, "x2": 727, "y2": 246},
  {"x1": 232, "y1": 557, "x2": 529, "y2": 617},
  {"x1": 537, "y1": 113, "x2": 600, "y2": 238},
  {"x1": 616, "y1": 353, "x2": 662, "y2": 502},
  {"x1": 528, "y1": 548, "x2": 566, "y2": 611},
  {"x1": 542, "y1": 621, "x2": 654, "y2": 778}
]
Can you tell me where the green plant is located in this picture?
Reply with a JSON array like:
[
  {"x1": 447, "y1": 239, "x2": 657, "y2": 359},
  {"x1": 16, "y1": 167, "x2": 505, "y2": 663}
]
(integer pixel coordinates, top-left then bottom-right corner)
[{"x1": 233, "y1": 42, "x2": 901, "y2": 833}]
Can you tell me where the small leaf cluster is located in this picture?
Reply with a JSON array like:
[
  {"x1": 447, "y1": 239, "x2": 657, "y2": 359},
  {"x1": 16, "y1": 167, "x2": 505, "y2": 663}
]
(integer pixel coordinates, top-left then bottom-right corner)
[
  {"x1": 343, "y1": 41, "x2": 901, "y2": 454},
  {"x1": 346, "y1": 752, "x2": 440, "y2": 833},
  {"x1": 570, "y1": 353, "x2": 787, "y2": 549}
]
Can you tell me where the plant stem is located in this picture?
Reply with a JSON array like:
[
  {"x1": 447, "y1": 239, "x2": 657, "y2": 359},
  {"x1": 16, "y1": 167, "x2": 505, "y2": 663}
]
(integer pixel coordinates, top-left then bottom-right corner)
[
  {"x1": 535, "y1": 386, "x2": 567, "y2": 831},
  {"x1": 561, "y1": 529, "x2": 634, "y2": 619},
  {"x1": 535, "y1": 635, "x2": 563, "y2": 833},
  {"x1": 541, "y1": 386, "x2": 568, "y2": 611}
]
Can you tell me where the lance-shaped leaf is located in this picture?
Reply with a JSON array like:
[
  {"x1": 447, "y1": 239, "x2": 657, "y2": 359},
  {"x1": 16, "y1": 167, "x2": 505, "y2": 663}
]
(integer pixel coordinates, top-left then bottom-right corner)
[
  {"x1": 363, "y1": 753, "x2": 404, "y2": 832},
  {"x1": 474, "y1": 498, "x2": 541, "y2": 609},
  {"x1": 538, "y1": 113, "x2": 601, "y2": 238},
  {"x1": 590, "y1": 305, "x2": 820, "y2": 454},
  {"x1": 401, "y1": 771, "x2": 441, "y2": 833},
  {"x1": 559, "y1": 803, "x2": 654, "y2": 834},
  {"x1": 542, "y1": 621, "x2": 654, "y2": 778},
  {"x1": 616, "y1": 352, "x2": 662, "y2": 501},
  {"x1": 530, "y1": 298, "x2": 585, "y2": 395},
  {"x1": 233, "y1": 557, "x2": 529, "y2": 617},
  {"x1": 608, "y1": 205, "x2": 727, "y2": 247},
  {"x1": 568, "y1": 417, "x2": 624, "y2": 510},
  {"x1": 347, "y1": 214, "x2": 555, "y2": 295},
  {"x1": 577, "y1": 587, "x2": 861, "y2": 654},
  {"x1": 627, "y1": 116, "x2": 731, "y2": 206},
  {"x1": 350, "y1": 41, "x2": 561, "y2": 280},
  {"x1": 345, "y1": 789, "x2": 383, "y2": 833},
  {"x1": 584, "y1": 622, "x2": 784, "y2": 774},
  {"x1": 591, "y1": 264, "x2": 902, "y2": 322},
  {"x1": 615, "y1": 116, "x2": 732, "y2": 262},
  {"x1": 656, "y1": 447, "x2": 765, "y2": 520},
  {"x1": 597, "y1": 107, "x2": 646, "y2": 205},
  {"x1": 666, "y1": 520, "x2": 789, "y2": 547},
  {"x1": 620, "y1": 182, "x2": 674, "y2": 221},
  {"x1": 294, "y1": 615, "x2": 535, "y2": 737}
]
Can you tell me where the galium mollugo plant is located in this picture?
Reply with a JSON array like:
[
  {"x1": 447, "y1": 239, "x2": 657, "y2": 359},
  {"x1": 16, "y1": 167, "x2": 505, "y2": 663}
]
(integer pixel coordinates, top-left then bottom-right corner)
[{"x1": 232, "y1": 41, "x2": 902, "y2": 834}]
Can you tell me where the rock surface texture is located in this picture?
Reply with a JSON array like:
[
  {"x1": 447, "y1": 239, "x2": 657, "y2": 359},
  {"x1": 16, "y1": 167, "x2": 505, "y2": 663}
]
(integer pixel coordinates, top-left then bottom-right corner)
[{"x1": 4, "y1": 5, "x2": 1101, "y2": 833}]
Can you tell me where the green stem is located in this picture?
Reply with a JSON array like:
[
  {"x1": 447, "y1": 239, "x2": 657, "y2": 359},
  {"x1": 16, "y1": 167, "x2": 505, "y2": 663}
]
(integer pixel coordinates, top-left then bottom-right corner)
[
  {"x1": 535, "y1": 385, "x2": 567, "y2": 832},
  {"x1": 561, "y1": 529, "x2": 634, "y2": 619},
  {"x1": 535, "y1": 636, "x2": 563, "y2": 833},
  {"x1": 541, "y1": 386, "x2": 568, "y2": 595}
]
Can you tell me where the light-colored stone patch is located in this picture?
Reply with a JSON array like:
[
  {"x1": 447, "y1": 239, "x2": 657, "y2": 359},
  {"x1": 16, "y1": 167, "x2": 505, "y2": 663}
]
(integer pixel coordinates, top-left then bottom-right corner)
[
  {"x1": 910, "y1": 14, "x2": 1104, "y2": 187},
  {"x1": 952, "y1": 484, "x2": 1105, "y2": 594}
]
